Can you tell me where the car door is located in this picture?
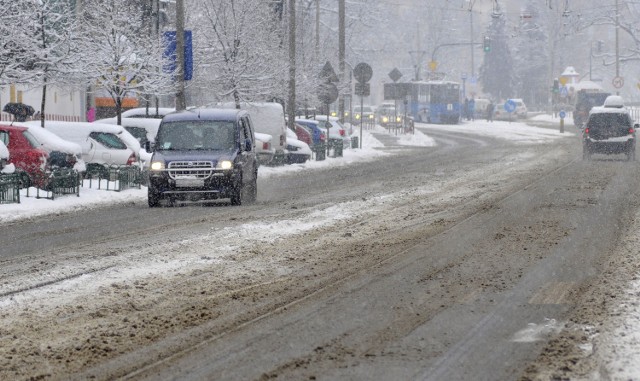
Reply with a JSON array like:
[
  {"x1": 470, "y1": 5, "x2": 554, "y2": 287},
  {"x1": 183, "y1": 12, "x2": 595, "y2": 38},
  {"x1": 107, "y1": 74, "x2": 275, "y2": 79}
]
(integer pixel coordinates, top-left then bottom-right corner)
[{"x1": 88, "y1": 132, "x2": 130, "y2": 165}]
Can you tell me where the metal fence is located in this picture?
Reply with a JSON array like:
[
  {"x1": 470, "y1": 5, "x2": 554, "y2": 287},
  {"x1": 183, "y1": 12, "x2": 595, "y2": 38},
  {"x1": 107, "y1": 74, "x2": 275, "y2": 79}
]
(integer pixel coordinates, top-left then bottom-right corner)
[
  {"x1": 0, "y1": 173, "x2": 21, "y2": 204},
  {"x1": 27, "y1": 169, "x2": 81, "y2": 200},
  {"x1": 85, "y1": 165, "x2": 141, "y2": 192}
]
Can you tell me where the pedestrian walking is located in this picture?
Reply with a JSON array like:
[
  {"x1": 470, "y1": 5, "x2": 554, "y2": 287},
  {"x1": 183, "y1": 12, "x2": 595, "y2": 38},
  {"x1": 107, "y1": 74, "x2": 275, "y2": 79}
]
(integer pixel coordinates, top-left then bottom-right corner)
[
  {"x1": 486, "y1": 101, "x2": 494, "y2": 122},
  {"x1": 463, "y1": 98, "x2": 469, "y2": 121}
]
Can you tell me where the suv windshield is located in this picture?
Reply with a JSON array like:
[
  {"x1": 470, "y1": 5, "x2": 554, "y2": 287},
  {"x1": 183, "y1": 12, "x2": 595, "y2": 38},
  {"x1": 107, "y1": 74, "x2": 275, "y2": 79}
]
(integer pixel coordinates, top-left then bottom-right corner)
[{"x1": 157, "y1": 121, "x2": 236, "y2": 150}]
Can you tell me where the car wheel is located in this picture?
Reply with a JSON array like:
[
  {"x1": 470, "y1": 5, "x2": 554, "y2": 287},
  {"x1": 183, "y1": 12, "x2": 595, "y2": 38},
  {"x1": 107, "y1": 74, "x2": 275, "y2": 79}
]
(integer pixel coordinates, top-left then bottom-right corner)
[
  {"x1": 230, "y1": 178, "x2": 243, "y2": 206},
  {"x1": 148, "y1": 187, "x2": 161, "y2": 207}
]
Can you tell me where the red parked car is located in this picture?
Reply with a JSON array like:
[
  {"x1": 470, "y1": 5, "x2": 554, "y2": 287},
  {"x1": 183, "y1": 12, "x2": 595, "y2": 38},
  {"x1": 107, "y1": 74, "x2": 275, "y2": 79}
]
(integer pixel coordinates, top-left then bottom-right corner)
[
  {"x1": 0, "y1": 124, "x2": 49, "y2": 187},
  {"x1": 293, "y1": 123, "x2": 313, "y2": 146}
]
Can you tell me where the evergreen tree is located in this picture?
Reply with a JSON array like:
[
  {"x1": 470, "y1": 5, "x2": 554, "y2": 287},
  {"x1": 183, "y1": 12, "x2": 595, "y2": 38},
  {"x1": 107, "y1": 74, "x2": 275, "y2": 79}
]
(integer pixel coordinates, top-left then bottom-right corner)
[
  {"x1": 513, "y1": 0, "x2": 549, "y2": 108},
  {"x1": 479, "y1": 8, "x2": 515, "y2": 101}
]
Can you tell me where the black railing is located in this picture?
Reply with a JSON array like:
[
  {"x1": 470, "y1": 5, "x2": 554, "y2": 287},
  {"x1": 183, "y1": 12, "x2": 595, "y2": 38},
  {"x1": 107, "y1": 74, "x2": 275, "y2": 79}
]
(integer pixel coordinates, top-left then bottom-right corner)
[
  {"x1": 27, "y1": 169, "x2": 81, "y2": 200},
  {"x1": 0, "y1": 173, "x2": 21, "y2": 204}
]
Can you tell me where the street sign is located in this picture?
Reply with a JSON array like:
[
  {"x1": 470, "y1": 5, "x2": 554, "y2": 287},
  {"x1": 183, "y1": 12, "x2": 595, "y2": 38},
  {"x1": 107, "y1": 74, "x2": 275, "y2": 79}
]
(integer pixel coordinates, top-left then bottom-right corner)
[
  {"x1": 320, "y1": 61, "x2": 339, "y2": 83},
  {"x1": 354, "y1": 62, "x2": 373, "y2": 84},
  {"x1": 163, "y1": 30, "x2": 193, "y2": 80},
  {"x1": 355, "y1": 82, "x2": 370, "y2": 97},
  {"x1": 317, "y1": 82, "x2": 338, "y2": 105},
  {"x1": 613, "y1": 76, "x2": 624, "y2": 89},
  {"x1": 559, "y1": 86, "x2": 568, "y2": 98},
  {"x1": 559, "y1": 110, "x2": 566, "y2": 118},
  {"x1": 388, "y1": 68, "x2": 402, "y2": 83},
  {"x1": 504, "y1": 99, "x2": 517, "y2": 113}
]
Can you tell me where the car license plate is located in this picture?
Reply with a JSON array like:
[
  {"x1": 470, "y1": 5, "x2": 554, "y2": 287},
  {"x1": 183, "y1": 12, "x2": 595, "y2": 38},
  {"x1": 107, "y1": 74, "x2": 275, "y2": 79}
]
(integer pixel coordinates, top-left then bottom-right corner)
[{"x1": 175, "y1": 178, "x2": 204, "y2": 188}]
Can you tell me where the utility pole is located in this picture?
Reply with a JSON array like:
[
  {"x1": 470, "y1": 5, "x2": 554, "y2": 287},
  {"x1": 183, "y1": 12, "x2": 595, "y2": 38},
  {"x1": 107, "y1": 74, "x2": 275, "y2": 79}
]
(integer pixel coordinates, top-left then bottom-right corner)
[
  {"x1": 409, "y1": 24, "x2": 426, "y2": 81},
  {"x1": 469, "y1": 2, "x2": 475, "y2": 79},
  {"x1": 287, "y1": 0, "x2": 296, "y2": 131},
  {"x1": 615, "y1": 0, "x2": 620, "y2": 95},
  {"x1": 315, "y1": 0, "x2": 320, "y2": 59},
  {"x1": 175, "y1": 0, "x2": 186, "y2": 111},
  {"x1": 338, "y1": 0, "x2": 345, "y2": 122}
]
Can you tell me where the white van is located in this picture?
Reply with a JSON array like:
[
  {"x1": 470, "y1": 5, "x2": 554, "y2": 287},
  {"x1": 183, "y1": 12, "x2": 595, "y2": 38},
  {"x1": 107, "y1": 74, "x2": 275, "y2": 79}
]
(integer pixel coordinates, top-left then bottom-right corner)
[
  {"x1": 26, "y1": 121, "x2": 141, "y2": 171},
  {"x1": 218, "y1": 102, "x2": 287, "y2": 164}
]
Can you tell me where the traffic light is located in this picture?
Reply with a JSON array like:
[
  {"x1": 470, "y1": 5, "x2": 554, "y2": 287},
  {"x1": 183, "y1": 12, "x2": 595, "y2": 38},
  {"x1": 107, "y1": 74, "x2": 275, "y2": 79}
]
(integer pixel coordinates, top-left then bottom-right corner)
[
  {"x1": 552, "y1": 78, "x2": 559, "y2": 93},
  {"x1": 483, "y1": 36, "x2": 491, "y2": 53}
]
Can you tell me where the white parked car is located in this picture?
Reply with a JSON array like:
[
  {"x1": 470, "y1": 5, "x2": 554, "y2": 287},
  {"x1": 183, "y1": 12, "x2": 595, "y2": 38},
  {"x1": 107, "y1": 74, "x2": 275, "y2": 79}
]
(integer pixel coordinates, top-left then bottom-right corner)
[
  {"x1": 20, "y1": 123, "x2": 86, "y2": 173},
  {"x1": 218, "y1": 102, "x2": 287, "y2": 163},
  {"x1": 510, "y1": 98, "x2": 528, "y2": 119},
  {"x1": 25, "y1": 121, "x2": 141, "y2": 173},
  {"x1": 0, "y1": 140, "x2": 12, "y2": 173},
  {"x1": 255, "y1": 132, "x2": 275, "y2": 166}
]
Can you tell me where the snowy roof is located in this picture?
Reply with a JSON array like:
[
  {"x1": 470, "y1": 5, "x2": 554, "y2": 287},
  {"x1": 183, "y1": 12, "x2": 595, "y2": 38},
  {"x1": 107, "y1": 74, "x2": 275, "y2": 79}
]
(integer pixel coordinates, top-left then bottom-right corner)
[
  {"x1": 567, "y1": 81, "x2": 604, "y2": 92},
  {"x1": 561, "y1": 66, "x2": 579, "y2": 77}
]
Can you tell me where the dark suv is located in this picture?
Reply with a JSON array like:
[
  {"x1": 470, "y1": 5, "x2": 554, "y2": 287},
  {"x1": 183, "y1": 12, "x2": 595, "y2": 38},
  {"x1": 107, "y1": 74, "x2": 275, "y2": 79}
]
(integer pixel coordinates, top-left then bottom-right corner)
[
  {"x1": 147, "y1": 109, "x2": 258, "y2": 207},
  {"x1": 582, "y1": 96, "x2": 637, "y2": 161}
]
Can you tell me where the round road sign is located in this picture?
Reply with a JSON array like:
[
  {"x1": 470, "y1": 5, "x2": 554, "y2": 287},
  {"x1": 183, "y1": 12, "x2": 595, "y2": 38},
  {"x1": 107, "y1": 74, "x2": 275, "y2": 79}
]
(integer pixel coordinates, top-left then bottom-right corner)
[
  {"x1": 354, "y1": 62, "x2": 373, "y2": 84},
  {"x1": 559, "y1": 110, "x2": 566, "y2": 118},
  {"x1": 504, "y1": 99, "x2": 517, "y2": 113},
  {"x1": 613, "y1": 76, "x2": 624, "y2": 89}
]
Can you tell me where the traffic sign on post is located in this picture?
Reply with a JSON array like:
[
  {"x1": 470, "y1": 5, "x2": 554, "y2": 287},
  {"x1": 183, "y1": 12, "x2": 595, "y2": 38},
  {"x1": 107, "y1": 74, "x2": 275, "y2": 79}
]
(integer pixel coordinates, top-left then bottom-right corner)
[
  {"x1": 354, "y1": 62, "x2": 373, "y2": 84},
  {"x1": 317, "y1": 82, "x2": 338, "y2": 105},
  {"x1": 354, "y1": 83, "x2": 370, "y2": 97},
  {"x1": 320, "y1": 61, "x2": 339, "y2": 83},
  {"x1": 388, "y1": 68, "x2": 403, "y2": 83},
  {"x1": 613, "y1": 76, "x2": 624, "y2": 89},
  {"x1": 504, "y1": 99, "x2": 517, "y2": 113}
]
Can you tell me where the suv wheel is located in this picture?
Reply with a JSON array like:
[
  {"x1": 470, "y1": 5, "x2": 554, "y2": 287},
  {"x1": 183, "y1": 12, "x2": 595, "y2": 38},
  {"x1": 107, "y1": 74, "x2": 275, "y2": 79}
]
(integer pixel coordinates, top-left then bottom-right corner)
[
  {"x1": 230, "y1": 178, "x2": 243, "y2": 206},
  {"x1": 148, "y1": 187, "x2": 161, "y2": 207},
  {"x1": 628, "y1": 147, "x2": 636, "y2": 161}
]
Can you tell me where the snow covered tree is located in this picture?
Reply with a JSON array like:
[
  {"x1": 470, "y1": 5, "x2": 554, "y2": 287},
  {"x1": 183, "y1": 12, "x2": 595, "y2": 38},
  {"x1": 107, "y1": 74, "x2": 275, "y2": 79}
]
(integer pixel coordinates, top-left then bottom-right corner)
[
  {"x1": 76, "y1": 0, "x2": 174, "y2": 124},
  {"x1": 18, "y1": 0, "x2": 82, "y2": 126},
  {"x1": 479, "y1": 7, "x2": 516, "y2": 101},
  {"x1": 0, "y1": 1, "x2": 36, "y2": 85},
  {"x1": 193, "y1": 0, "x2": 288, "y2": 108},
  {"x1": 513, "y1": 0, "x2": 549, "y2": 108}
]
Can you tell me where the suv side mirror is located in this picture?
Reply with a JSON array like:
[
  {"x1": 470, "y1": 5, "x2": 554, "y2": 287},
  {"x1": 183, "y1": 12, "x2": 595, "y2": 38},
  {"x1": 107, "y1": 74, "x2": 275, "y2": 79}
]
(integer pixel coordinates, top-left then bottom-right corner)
[
  {"x1": 145, "y1": 141, "x2": 154, "y2": 152},
  {"x1": 244, "y1": 139, "x2": 253, "y2": 152}
]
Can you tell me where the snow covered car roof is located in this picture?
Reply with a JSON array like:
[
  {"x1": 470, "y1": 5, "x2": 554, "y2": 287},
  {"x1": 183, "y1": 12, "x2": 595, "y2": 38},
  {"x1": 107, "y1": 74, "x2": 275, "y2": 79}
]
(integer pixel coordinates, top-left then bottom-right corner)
[
  {"x1": 17, "y1": 122, "x2": 83, "y2": 156},
  {"x1": 603, "y1": 95, "x2": 625, "y2": 108}
]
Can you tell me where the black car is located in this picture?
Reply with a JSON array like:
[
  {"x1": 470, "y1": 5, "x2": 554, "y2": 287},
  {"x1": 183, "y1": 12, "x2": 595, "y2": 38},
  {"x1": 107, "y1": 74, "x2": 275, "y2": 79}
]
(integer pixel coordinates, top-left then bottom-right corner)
[
  {"x1": 582, "y1": 99, "x2": 637, "y2": 161},
  {"x1": 147, "y1": 109, "x2": 258, "y2": 206}
]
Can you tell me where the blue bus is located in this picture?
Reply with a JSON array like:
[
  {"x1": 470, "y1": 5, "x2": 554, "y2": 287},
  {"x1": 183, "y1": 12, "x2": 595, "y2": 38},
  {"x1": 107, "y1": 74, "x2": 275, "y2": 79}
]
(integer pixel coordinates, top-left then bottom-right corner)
[{"x1": 383, "y1": 81, "x2": 461, "y2": 124}]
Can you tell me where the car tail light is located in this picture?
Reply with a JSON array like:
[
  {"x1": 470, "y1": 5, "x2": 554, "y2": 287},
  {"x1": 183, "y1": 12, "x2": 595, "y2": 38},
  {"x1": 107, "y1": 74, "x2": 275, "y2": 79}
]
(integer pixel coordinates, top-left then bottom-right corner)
[
  {"x1": 262, "y1": 141, "x2": 270, "y2": 150},
  {"x1": 584, "y1": 127, "x2": 590, "y2": 134},
  {"x1": 126, "y1": 153, "x2": 137, "y2": 166},
  {"x1": 630, "y1": 127, "x2": 635, "y2": 134},
  {"x1": 320, "y1": 133, "x2": 326, "y2": 141},
  {"x1": 339, "y1": 129, "x2": 345, "y2": 136}
]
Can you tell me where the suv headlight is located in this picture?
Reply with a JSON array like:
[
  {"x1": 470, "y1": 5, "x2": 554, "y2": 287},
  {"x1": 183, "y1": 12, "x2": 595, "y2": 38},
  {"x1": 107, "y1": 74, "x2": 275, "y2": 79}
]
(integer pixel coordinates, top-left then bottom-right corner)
[
  {"x1": 150, "y1": 161, "x2": 165, "y2": 171},
  {"x1": 217, "y1": 160, "x2": 233, "y2": 170}
]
